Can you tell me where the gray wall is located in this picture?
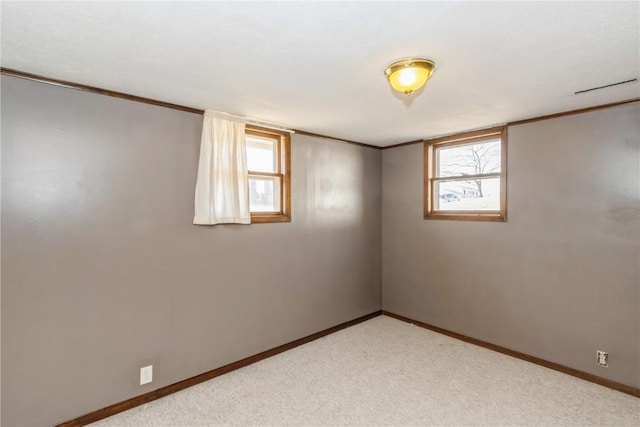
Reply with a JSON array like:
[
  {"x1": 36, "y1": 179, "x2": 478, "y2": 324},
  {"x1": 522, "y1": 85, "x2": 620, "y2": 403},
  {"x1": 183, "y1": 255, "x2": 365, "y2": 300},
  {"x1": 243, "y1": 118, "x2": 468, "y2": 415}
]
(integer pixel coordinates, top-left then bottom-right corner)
[
  {"x1": 0, "y1": 76, "x2": 382, "y2": 427},
  {"x1": 382, "y1": 104, "x2": 640, "y2": 388},
  {"x1": 2, "y1": 72, "x2": 639, "y2": 427}
]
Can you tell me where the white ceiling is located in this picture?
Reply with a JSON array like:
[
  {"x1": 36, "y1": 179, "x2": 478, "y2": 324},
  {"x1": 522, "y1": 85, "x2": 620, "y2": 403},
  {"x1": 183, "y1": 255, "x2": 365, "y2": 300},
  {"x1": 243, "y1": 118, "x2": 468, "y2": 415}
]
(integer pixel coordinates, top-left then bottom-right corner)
[{"x1": 1, "y1": 1, "x2": 638, "y2": 147}]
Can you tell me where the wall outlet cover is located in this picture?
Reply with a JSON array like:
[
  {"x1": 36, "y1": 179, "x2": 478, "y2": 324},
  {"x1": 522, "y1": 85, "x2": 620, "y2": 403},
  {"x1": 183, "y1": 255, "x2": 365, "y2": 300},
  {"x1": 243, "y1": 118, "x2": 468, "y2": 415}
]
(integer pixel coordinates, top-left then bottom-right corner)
[
  {"x1": 596, "y1": 351, "x2": 608, "y2": 367},
  {"x1": 140, "y1": 365, "x2": 153, "y2": 385}
]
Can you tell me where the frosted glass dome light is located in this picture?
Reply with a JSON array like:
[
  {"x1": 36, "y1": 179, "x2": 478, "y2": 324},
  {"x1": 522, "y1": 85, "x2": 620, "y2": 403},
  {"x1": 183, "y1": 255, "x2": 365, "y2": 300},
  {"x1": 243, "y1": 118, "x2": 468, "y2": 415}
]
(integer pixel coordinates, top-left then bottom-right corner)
[{"x1": 384, "y1": 58, "x2": 436, "y2": 95}]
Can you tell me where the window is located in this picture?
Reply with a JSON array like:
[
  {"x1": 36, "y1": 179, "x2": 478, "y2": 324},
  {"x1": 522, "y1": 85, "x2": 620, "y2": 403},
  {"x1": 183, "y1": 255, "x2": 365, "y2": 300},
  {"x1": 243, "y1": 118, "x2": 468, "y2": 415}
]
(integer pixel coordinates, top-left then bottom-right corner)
[
  {"x1": 424, "y1": 126, "x2": 507, "y2": 221},
  {"x1": 246, "y1": 125, "x2": 291, "y2": 223}
]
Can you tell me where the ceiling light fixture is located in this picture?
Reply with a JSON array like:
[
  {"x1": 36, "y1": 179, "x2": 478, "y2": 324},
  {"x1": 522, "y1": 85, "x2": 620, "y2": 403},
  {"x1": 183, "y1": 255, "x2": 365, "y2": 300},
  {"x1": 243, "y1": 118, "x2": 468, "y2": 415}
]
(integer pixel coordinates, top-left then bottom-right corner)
[{"x1": 384, "y1": 58, "x2": 436, "y2": 95}]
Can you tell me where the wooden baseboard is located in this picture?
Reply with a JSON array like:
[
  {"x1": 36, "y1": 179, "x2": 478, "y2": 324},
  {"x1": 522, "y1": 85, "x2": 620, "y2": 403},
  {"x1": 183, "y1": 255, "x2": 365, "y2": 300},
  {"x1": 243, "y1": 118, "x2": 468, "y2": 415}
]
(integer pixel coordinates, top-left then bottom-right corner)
[
  {"x1": 56, "y1": 310, "x2": 383, "y2": 427},
  {"x1": 57, "y1": 308, "x2": 637, "y2": 426},
  {"x1": 382, "y1": 310, "x2": 640, "y2": 398}
]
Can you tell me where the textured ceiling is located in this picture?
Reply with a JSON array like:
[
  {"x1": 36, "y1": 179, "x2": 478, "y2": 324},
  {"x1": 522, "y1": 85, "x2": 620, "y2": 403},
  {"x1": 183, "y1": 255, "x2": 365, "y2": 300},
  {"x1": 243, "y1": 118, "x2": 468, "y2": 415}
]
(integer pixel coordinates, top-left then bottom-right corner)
[{"x1": 1, "y1": 1, "x2": 638, "y2": 146}]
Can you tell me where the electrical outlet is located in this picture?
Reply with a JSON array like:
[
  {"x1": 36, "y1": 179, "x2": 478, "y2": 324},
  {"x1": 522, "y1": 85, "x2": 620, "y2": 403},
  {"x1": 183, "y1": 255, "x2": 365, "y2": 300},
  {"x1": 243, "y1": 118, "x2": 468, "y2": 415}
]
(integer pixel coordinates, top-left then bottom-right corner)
[
  {"x1": 140, "y1": 365, "x2": 153, "y2": 385},
  {"x1": 596, "y1": 351, "x2": 608, "y2": 367}
]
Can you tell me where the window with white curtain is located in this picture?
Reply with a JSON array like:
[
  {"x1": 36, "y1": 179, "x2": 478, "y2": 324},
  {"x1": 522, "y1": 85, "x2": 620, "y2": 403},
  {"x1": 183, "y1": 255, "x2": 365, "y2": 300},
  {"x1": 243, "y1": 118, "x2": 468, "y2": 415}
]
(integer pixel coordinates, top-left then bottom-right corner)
[{"x1": 246, "y1": 125, "x2": 291, "y2": 223}]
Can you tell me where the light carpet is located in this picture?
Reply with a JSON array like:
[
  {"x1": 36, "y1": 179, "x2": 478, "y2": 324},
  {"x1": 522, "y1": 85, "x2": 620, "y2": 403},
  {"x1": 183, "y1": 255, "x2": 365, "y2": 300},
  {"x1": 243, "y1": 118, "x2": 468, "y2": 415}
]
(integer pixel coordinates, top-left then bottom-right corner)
[{"x1": 91, "y1": 316, "x2": 640, "y2": 426}]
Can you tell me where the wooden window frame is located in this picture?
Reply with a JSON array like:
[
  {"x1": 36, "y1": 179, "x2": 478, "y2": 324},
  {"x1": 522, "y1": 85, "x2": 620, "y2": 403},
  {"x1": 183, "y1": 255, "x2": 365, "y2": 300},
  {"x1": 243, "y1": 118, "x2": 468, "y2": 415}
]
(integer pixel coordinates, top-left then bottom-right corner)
[
  {"x1": 246, "y1": 125, "x2": 291, "y2": 223},
  {"x1": 424, "y1": 125, "x2": 507, "y2": 222}
]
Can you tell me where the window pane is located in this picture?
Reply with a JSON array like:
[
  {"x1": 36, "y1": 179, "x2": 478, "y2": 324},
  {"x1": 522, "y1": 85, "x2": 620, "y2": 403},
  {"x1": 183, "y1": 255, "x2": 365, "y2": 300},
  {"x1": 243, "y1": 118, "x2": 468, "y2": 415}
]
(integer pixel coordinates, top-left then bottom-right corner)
[
  {"x1": 246, "y1": 135, "x2": 277, "y2": 173},
  {"x1": 249, "y1": 175, "x2": 281, "y2": 212},
  {"x1": 434, "y1": 177, "x2": 500, "y2": 211},
  {"x1": 436, "y1": 139, "x2": 501, "y2": 178}
]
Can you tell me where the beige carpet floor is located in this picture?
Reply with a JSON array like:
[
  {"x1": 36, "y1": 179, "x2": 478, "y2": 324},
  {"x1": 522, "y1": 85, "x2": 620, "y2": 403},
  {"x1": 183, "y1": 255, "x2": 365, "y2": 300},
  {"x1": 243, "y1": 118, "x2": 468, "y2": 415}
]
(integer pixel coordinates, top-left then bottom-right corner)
[{"x1": 91, "y1": 316, "x2": 640, "y2": 426}]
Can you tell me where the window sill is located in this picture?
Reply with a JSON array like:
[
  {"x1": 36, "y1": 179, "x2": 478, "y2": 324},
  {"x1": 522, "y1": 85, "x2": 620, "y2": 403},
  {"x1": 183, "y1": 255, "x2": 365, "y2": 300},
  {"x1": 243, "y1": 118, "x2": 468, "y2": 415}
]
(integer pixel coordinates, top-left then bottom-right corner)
[
  {"x1": 424, "y1": 212, "x2": 506, "y2": 222},
  {"x1": 251, "y1": 213, "x2": 291, "y2": 224}
]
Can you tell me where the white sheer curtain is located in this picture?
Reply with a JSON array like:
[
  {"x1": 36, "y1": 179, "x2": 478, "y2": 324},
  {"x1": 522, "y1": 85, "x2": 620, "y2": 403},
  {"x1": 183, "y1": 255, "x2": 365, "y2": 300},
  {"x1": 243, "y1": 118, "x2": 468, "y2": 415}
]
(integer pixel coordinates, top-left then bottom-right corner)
[{"x1": 193, "y1": 111, "x2": 250, "y2": 225}]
